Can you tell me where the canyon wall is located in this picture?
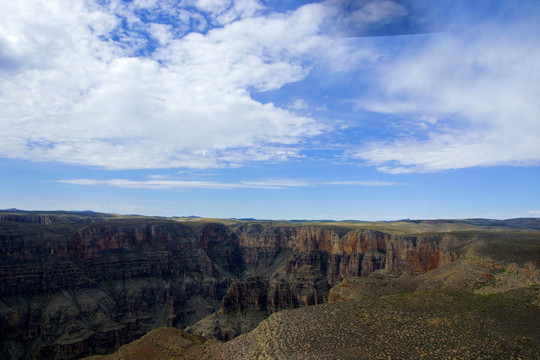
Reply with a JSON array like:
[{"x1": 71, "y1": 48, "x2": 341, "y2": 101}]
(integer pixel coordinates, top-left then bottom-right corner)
[
  {"x1": 215, "y1": 225, "x2": 458, "y2": 318},
  {"x1": 0, "y1": 217, "x2": 460, "y2": 359}
]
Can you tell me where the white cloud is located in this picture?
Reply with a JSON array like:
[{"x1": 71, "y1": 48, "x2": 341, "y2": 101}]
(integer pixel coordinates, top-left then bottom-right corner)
[
  {"x1": 354, "y1": 20, "x2": 540, "y2": 173},
  {"x1": 289, "y1": 99, "x2": 308, "y2": 110},
  {"x1": 191, "y1": 0, "x2": 264, "y2": 25},
  {"x1": 1, "y1": 0, "x2": 370, "y2": 170},
  {"x1": 146, "y1": 174, "x2": 169, "y2": 180},
  {"x1": 57, "y1": 177, "x2": 401, "y2": 189},
  {"x1": 337, "y1": 0, "x2": 406, "y2": 25},
  {"x1": 322, "y1": 0, "x2": 408, "y2": 36}
]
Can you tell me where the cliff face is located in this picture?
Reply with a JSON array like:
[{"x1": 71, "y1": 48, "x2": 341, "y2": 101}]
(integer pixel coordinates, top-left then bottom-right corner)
[
  {"x1": 0, "y1": 214, "x2": 59, "y2": 225},
  {"x1": 233, "y1": 226, "x2": 457, "y2": 283},
  {"x1": 0, "y1": 221, "x2": 235, "y2": 359},
  {"x1": 191, "y1": 225, "x2": 459, "y2": 340},
  {"x1": 228, "y1": 226, "x2": 457, "y2": 301},
  {"x1": 0, "y1": 217, "x2": 461, "y2": 359}
]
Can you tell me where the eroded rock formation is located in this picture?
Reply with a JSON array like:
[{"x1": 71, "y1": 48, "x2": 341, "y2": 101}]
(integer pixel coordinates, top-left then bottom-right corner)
[{"x1": 0, "y1": 215, "x2": 462, "y2": 359}]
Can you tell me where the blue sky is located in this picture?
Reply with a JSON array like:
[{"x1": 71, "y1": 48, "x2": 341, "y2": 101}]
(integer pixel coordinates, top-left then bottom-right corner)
[{"x1": 1, "y1": 0, "x2": 539, "y2": 220}]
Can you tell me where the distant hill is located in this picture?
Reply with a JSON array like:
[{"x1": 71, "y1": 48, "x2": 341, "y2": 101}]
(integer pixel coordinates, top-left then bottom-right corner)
[{"x1": 404, "y1": 217, "x2": 540, "y2": 230}]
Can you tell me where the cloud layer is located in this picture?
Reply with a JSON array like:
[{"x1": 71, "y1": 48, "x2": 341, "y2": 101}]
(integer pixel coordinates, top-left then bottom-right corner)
[
  {"x1": 1, "y1": 0, "x2": 539, "y2": 175},
  {"x1": 354, "y1": 6, "x2": 540, "y2": 173},
  {"x1": 58, "y1": 177, "x2": 400, "y2": 189},
  {"x1": 0, "y1": 0, "x2": 354, "y2": 170}
]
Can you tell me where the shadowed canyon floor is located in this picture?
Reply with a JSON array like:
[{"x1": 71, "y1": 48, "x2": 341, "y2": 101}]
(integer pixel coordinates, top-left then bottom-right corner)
[{"x1": 1, "y1": 210, "x2": 539, "y2": 359}]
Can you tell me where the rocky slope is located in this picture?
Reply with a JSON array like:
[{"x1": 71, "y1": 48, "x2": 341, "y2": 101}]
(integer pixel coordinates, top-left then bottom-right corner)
[
  {"x1": 1, "y1": 211, "x2": 539, "y2": 359},
  {"x1": 87, "y1": 287, "x2": 540, "y2": 360},
  {"x1": 84, "y1": 327, "x2": 207, "y2": 360},
  {"x1": 204, "y1": 287, "x2": 540, "y2": 359}
]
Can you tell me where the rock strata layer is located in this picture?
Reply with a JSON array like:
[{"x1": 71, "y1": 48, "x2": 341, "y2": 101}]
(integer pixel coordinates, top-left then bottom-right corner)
[{"x1": 0, "y1": 215, "x2": 464, "y2": 359}]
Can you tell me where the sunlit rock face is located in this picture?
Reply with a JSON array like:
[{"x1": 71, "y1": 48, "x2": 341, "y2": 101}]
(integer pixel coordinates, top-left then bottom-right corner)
[{"x1": 0, "y1": 216, "x2": 459, "y2": 359}]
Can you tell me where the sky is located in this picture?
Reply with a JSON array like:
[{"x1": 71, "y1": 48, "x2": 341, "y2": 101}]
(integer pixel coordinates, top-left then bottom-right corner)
[{"x1": 1, "y1": 0, "x2": 539, "y2": 220}]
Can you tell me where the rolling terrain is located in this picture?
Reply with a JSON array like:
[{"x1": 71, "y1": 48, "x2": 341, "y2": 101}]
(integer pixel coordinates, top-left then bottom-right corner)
[{"x1": 0, "y1": 210, "x2": 539, "y2": 359}]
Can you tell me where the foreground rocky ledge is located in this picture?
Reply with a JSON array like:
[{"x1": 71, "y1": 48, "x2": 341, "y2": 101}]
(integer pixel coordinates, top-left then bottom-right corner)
[{"x1": 86, "y1": 287, "x2": 540, "y2": 360}]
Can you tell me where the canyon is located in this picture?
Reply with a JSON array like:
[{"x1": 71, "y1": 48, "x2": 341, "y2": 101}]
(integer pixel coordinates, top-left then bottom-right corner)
[{"x1": 0, "y1": 211, "x2": 539, "y2": 359}]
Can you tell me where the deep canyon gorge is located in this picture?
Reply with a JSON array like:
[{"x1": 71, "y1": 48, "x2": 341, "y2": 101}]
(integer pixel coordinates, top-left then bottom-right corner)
[{"x1": 1, "y1": 211, "x2": 539, "y2": 359}]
